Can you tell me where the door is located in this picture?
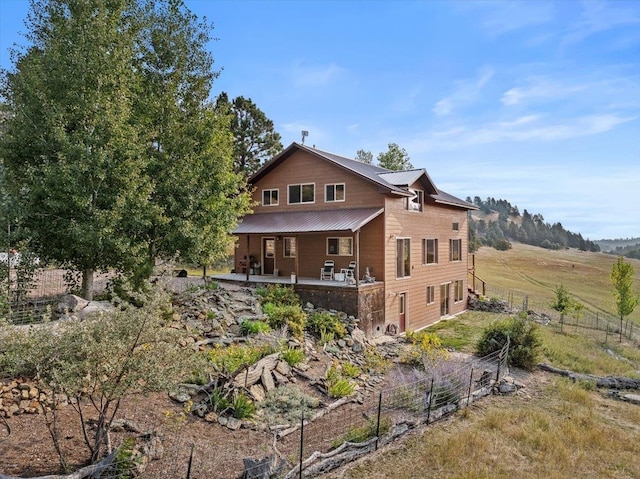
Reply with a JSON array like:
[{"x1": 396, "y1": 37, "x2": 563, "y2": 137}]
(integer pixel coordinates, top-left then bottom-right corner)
[
  {"x1": 398, "y1": 292, "x2": 407, "y2": 333},
  {"x1": 262, "y1": 237, "x2": 275, "y2": 275},
  {"x1": 440, "y1": 283, "x2": 450, "y2": 316}
]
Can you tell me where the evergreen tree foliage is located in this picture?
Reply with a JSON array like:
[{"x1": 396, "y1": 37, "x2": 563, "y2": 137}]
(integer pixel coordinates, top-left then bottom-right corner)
[
  {"x1": 467, "y1": 197, "x2": 600, "y2": 253},
  {"x1": 376, "y1": 143, "x2": 413, "y2": 170},
  {"x1": 355, "y1": 149, "x2": 373, "y2": 164},
  {"x1": 216, "y1": 92, "x2": 283, "y2": 176}
]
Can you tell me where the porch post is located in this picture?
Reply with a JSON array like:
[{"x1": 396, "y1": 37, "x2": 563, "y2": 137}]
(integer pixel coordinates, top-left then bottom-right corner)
[
  {"x1": 294, "y1": 235, "x2": 299, "y2": 284},
  {"x1": 246, "y1": 234, "x2": 250, "y2": 281},
  {"x1": 355, "y1": 229, "x2": 360, "y2": 287}
]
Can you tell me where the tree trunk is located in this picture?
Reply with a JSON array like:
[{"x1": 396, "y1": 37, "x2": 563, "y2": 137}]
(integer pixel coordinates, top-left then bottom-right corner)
[{"x1": 81, "y1": 268, "x2": 94, "y2": 301}]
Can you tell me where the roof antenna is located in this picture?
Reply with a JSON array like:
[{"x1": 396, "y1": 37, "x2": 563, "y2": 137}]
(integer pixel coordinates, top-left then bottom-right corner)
[{"x1": 301, "y1": 130, "x2": 309, "y2": 145}]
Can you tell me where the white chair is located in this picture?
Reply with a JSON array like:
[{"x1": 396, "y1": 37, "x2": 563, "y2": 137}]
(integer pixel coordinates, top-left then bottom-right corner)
[
  {"x1": 344, "y1": 261, "x2": 356, "y2": 284},
  {"x1": 320, "y1": 260, "x2": 334, "y2": 280}
]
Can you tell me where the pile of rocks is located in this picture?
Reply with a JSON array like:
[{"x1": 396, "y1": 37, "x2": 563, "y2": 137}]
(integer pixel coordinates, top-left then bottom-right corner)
[{"x1": 0, "y1": 379, "x2": 50, "y2": 417}]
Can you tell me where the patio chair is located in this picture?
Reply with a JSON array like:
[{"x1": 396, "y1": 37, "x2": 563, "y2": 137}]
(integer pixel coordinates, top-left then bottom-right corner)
[
  {"x1": 344, "y1": 261, "x2": 357, "y2": 283},
  {"x1": 320, "y1": 260, "x2": 334, "y2": 280}
]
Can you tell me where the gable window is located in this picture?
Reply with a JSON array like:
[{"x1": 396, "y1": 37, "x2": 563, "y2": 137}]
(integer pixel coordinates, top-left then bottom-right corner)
[
  {"x1": 396, "y1": 238, "x2": 411, "y2": 278},
  {"x1": 262, "y1": 189, "x2": 279, "y2": 206},
  {"x1": 426, "y1": 285, "x2": 435, "y2": 305},
  {"x1": 327, "y1": 237, "x2": 352, "y2": 256},
  {"x1": 454, "y1": 280, "x2": 464, "y2": 302},
  {"x1": 450, "y1": 239, "x2": 462, "y2": 262},
  {"x1": 452, "y1": 222, "x2": 459, "y2": 231},
  {"x1": 288, "y1": 183, "x2": 315, "y2": 204},
  {"x1": 405, "y1": 189, "x2": 423, "y2": 212},
  {"x1": 325, "y1": 183, "x2": 345, "y2": 202},
  {"x1": 284, "y1": 237, "x2": 296, "y2": 257},
  {"x1": 422, "y1": 238, "x2": 438, "y2": 264}
]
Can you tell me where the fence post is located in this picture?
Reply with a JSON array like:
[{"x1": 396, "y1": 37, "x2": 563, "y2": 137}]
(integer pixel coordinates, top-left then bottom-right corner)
[
  {"x1": 596, "y1": 312, "x2": 599, "y2": 330},
  {"x1": 299, "y1": 409, "x2": 304, "y2": 479},
  {"x1": 605, "y1": 324, "x2": 609, "y2": 344},
  {"x1": 467, "y1": 368, "x2": 474, "y2": 407},
  {"x1": 426, "y1": 378, "x2": 434, "y2": 424},
  {"x1": 186, "y1": 443, "x2": 194, "y2": 479},
  {"x1": 375, "y1": 392, "x2": 382, "y2": 451}
]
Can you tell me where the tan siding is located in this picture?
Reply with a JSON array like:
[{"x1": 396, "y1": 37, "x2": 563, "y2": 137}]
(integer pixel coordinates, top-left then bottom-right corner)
[
  {"x1": 251, "y1": 151, "x2": 385, "y2": 212},
  {"x1": 382, "y1": 186, "x2": 470, "y2": 332}
]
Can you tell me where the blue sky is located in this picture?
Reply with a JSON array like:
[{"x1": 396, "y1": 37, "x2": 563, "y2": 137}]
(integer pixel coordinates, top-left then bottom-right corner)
[{"x1": 1, "y1": 0, "x2": 639, "y2": 240}]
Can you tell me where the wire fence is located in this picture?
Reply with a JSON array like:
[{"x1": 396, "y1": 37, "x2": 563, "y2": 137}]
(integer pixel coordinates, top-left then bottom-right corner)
[
  {"x1": 141, "y1": 339, "x2": 511, "y2": 479},
  {"x1": 482, "y1": 284, "x2": 640, "y2": 347}
]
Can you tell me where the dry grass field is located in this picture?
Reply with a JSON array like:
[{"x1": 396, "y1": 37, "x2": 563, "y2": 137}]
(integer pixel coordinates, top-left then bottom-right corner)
[
  {"x1": 327, "y1": 244, "x2": 640, "y2": 479},
  {"x1": 472, "y1": 242, "x2": 640, "y2": 324}
]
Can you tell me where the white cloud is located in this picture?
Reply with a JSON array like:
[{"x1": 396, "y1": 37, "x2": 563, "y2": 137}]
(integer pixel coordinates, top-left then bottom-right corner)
[
  {"x1": 563, "y1": 0, "x2": 640, "y2": 47},
  {"x1": 480, "y1": 1, "x2": 554, "y2": 36},
  {"x1": 432, "y1": 67, "x2": 494, "y2": 116},
  {"x1": 501, "y1": 78, "x2": 588, "y2": 106}
]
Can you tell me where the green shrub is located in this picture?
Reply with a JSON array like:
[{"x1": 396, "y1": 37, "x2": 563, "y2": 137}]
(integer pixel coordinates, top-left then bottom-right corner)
[
  {"x1": 208, "y1": 388, "x2": 232, "y2": 414},
  {"x1": 341, "y1": 362, "x2": 362, "y2": 379},
  {"x1": 240, "y1": 319, "x2": 271, "y2": 336},
  {"x1": 257, "y1": 284, "x2": 300, "y2": 306},
  {"x1": 306, "y1": 311, "x2": 347, "y2": 339},
  {"x1": 476, "y1": 313, "x2": 542, "y2": 370},
  {"x1": 401, "y1": 330, "x2": 449, "y2": 368},
  {"x1": 281, "y1": 347, "x2": 305, "y2": 366},
  {"x1": 330, "y1": 417, "x2": 391, "y2": 449},
  {"x1": 208, "y1": 343, "x2": 273, "y2": 374},
  {"x1": 232, "y1": 392, "x2": 256, "y2": 420},
  {"x1": 262, "y1": 303, "x2": 307, "y2": 339},
  {"x1": 328, "y1": 378, "x2": 355, "y2": 398},
  {"x1": 262, "y1": 385, "x2": 320, "y2": 425},
  {"x1": 363, "y1": 347, "x2": 392, "y2": 374}
]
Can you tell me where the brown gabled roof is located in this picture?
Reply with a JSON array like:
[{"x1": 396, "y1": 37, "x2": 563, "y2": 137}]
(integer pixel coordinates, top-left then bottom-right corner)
[
  {"x1": 250, "y1": 143, "x2": 475, "y2": 210},
  {"x1": 233, "y1": 207, "x2": 384, "y2": 234}
]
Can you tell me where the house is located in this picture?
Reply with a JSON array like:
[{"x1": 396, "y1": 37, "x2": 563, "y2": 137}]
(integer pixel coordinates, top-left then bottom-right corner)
[{"x1": 232, "y1": 142, "x2": 476, "y2": 337}]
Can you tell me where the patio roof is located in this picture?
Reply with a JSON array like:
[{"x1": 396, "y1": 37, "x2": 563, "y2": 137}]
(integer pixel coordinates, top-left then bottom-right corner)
[{"x1": 233, "y1": 207, "x2": 384, "y2": 234}]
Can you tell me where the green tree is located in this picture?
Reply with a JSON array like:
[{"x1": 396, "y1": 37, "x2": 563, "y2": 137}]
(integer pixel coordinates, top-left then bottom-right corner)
[
  {"x1": 133, "y1": 1, "x2": 251, "y2": 276},
  {"x1": 377, "y1": 142, "x2": 413, "y2": 171},
  {"x1": 1, "y1": 0, "x2": 150, "y2": 300},
  {"x1": 1, "y1": 0, "x2": 250, "y2": 297},
  {"x1": 355, "y1": 149, "x2": 373, "y2": 164},
  {"x1": 0, "y1": 284, "x2": 194, "y2": 466},
  {"x1": 550, "y1": 284, "x2": 581, "y2": 333},
  {"x1": 216, "y1": 92, "x2": 283, "y2": 176},
  {"x1": 610, "y1": 256, "x2": 639, "y2": 342}
]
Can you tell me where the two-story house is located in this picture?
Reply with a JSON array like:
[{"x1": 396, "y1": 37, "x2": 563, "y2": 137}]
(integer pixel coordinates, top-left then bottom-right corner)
[{"x1": 232, "y1": 142, "x2": 476, "y2": 337}]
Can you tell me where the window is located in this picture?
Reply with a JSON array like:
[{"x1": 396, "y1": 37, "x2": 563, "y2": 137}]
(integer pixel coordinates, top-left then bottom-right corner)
[
  {"x1": 327, "y1": 237, "x2": 353, "y2": 256},
  {"x1": 284, "y1": 237, "x2": 296, "y2": 257},
  {"x1": 405, "y1": 189, "x2": 423, "y2": 212},
  {"x1": 426, "y1": 285, "x2": 435, "y2": 305},
  {"x1": 452, "y1": 222, "x2": 459, "y2": 231},
  {"x1": 422, "y1": 238, "x2": 438, "y2": 264},
  {"x1": 288, "y1": 183, "x2": 315, "y2": 204},
  {"x1": 450, "y1": 239, "x2": 462, "y2": 262},
  {"x1": 262, "y1": 189, "x2": 279, "y2": 206},
  {"x1": 325, "y1": 183, "x2": 345, "y2": 202},
  {"x1": 454, "y1": 280, "x2": 464, "y2": 302},
  {"x1": 396, "y1": 238, "x2": 411, "y2": 278}
]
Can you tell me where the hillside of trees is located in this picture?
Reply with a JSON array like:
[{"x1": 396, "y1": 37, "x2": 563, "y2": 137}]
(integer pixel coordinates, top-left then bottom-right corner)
[
  {"x1": 466, "y1": 196, "x2": 601, "y2": 253},
  {"x1": 595, "y1": 238, "x2": 640, "y2": 260}
]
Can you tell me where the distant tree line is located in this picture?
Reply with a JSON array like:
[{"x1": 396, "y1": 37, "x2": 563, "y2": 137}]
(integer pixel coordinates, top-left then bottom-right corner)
[
  {"x1": 466, "y1": 196, "x2": 600, "y2": 253},
  {"x1": 604, "y1": 243, "x2": 640, "y2": 260}
]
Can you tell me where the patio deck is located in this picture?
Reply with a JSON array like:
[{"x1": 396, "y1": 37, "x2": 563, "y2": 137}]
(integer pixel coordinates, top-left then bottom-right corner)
[{"x1": 210, "y1": 272, "x2": 365, "y2": 288}]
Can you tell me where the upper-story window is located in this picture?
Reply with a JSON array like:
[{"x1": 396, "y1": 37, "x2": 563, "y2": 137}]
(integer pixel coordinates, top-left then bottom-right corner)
[
  {"x1": 405, "y1": 189, "x2": 423, "y2": 212},
  {"x1": 288, "y1": 183, "x2": 315, "y2": 204},
  {"x1": 452, "y1": 222, "x2": 459, "y2": 231},
  {"x1": 325, "y1": 183, "x2": 345, "y2": 202},
  {"x1": 262, "y1": 189, "x2": 279, "y2": 206},
  {"x1": 422, "y1": 238, "x2": 438, "y2": 264},
  {"x1": 450, "y1": 239, "x2": 462, "y2": 262}
]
